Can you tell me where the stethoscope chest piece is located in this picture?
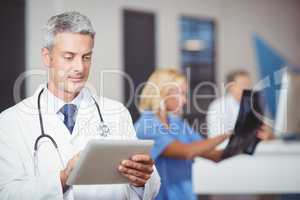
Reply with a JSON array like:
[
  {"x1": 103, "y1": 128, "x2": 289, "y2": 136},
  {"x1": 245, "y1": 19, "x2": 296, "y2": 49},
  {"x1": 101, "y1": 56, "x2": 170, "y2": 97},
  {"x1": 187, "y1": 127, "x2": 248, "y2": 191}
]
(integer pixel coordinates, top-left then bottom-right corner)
[{"x1": 97, "y1": 123, "x2": 110, "y2": 137}]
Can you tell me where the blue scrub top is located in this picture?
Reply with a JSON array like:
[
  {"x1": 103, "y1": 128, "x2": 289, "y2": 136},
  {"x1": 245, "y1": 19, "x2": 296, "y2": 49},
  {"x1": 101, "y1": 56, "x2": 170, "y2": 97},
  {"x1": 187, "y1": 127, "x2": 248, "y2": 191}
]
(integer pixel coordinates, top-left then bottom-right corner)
[{"x1": 134, "y1": 111, "x2": 203, "y2": 200}]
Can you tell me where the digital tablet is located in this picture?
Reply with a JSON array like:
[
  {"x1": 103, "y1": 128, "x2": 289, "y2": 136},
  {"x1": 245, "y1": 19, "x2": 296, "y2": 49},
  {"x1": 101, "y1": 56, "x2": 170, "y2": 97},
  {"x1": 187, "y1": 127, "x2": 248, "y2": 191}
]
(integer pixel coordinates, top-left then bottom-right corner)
[
  {"x1": 221, "y1": 90, "x2": 265, "y2": 160},
  {"x1": 66, "y1": 139, "x2": 154, "y2": 185}
]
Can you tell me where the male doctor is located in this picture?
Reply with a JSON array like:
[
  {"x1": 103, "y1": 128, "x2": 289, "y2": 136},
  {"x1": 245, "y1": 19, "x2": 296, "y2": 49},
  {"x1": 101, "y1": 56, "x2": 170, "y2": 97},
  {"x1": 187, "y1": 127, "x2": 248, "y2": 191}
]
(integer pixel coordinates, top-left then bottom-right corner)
[
  {"x1": 0, "y1": 11, "x2": 160, "y2": 199},
  {"x1": 207, "y1": 70, "x2": 274, "y2": 148}
]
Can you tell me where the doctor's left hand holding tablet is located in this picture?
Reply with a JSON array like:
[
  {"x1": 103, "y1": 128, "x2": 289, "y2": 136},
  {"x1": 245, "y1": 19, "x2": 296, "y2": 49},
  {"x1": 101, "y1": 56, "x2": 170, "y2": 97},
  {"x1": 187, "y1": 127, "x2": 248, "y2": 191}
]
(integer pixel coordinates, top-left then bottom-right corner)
[
  {"x1": 118, "y1": 154, "x2": 155, "y2": 187},
  {"x1": 0, "y1": 11, "x2": 160, "y2": 200}
]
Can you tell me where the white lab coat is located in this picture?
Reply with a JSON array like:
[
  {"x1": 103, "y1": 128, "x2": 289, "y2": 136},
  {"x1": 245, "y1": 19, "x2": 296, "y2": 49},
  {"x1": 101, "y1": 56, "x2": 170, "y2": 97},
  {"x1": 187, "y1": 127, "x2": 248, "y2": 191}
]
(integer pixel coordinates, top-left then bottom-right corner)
[{"x1": 0, "y1": 85, "x2": 160, "y2": 200}]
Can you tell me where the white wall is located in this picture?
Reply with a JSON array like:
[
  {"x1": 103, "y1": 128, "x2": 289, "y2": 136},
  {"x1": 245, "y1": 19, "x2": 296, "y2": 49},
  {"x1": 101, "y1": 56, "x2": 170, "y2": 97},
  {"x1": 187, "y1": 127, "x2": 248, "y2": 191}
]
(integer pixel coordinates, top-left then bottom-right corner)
[
  {"x1": 26, "y1": 0, "x2": 300, "y2": 101},
  {"x1": 218, "y1": 0, "x2": 300, "y2": 85}
]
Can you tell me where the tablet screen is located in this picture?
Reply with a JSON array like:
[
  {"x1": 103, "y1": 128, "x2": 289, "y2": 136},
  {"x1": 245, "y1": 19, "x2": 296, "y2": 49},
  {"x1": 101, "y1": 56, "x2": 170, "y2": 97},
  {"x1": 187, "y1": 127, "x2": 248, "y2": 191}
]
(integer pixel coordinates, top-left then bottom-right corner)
[{"x1": 67, "y1": 139, "x2": 154, "y2": 185}]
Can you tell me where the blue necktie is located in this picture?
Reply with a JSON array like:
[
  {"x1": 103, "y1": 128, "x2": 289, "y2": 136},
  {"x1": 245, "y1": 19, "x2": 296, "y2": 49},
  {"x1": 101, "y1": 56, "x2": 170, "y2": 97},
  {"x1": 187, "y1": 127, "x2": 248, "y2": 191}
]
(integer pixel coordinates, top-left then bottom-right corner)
[{"x1": 60, "y1": 104, "x2": 77, "y2": 134}]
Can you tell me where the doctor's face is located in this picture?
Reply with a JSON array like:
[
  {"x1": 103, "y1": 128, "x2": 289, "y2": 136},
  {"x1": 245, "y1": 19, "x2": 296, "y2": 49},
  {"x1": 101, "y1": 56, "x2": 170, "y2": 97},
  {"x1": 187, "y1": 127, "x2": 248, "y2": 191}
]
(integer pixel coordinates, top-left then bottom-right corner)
[
  {"x1": 229, "y1": 75, "x2": 252, "y2": 102},
  {"x1": 42, "y1": 32, "x2": 94, "y2": 96}
]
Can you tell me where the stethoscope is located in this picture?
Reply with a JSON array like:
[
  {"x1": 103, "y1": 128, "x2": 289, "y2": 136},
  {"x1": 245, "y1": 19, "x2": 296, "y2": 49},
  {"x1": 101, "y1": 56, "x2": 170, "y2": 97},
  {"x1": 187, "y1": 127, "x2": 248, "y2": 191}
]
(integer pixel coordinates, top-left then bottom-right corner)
[{"x1": 33, "y1": 88, "x2": 110, "y2": 176}]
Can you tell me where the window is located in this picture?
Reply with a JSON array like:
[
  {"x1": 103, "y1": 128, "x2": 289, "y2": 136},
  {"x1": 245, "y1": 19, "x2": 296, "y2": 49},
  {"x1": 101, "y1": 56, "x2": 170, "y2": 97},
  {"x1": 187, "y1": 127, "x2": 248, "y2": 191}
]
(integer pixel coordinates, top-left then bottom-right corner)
[{"x1": 180, "y1": 16, "x2": 216, "y2": 134}]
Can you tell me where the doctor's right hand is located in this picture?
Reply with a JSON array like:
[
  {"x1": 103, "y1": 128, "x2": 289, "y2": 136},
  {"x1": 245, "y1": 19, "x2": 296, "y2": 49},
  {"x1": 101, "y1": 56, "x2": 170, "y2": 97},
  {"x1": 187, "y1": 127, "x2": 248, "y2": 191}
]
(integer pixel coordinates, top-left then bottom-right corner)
[{"x1": 60, "y1": 153, "x2": 80, "y2": 191}]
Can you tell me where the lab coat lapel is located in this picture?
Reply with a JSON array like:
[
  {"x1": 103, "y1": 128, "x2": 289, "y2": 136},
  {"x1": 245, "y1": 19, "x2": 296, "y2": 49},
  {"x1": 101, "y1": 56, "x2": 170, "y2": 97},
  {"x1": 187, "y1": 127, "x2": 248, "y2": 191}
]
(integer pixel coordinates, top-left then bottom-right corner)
[
  {"x1": 69, "y1": 96, "x2": 99, "y2": 150},
  {"x1": 45, "y1": 114, "x2": 72, "y2": 142},
  {"x1": 39, "y1": 88, "x2": 77, "y2": 165},
  {"x1": 24, "y1": 87, "x2": 72, "y2": 173}
]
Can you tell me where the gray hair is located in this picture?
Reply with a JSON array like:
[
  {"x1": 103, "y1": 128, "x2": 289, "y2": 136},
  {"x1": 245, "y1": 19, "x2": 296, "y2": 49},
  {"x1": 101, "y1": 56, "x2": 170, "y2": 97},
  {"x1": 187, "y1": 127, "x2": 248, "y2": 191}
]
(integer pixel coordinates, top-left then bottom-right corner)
[
  {"x1": 226, "y1": 70, "x2": 250, "y2": 84},
  {"x1": 43, "y1": 11, "x2": 95, "y2": 49}
]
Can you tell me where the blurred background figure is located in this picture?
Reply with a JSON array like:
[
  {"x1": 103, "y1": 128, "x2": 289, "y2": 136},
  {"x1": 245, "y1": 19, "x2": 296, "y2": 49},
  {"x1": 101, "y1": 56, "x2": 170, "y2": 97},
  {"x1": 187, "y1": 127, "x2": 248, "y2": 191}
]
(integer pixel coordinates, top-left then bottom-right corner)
[
  {"x1": 207, "y1": 70, "x2": 252, "y2": 147},
  {"x1": 207, "y1": 70, "x2": 274, "y2": 148},
  {"x1": 134, "y1": 69, "x2": 230, "y2": 200}
]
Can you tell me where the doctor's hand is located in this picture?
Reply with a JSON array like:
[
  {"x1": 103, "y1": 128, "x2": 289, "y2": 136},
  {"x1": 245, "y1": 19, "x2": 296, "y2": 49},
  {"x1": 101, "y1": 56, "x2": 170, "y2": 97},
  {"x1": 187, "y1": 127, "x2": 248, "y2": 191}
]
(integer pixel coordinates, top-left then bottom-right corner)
[
  {"x1": 256, "y1": 124, "x2": 275, "y2": 141},
  {"x1": 118, "y1": 154, "x2": 154, "y2": 187},
  {"x1": 60, "y1": 153, "x2": 80, "y2": 191}
]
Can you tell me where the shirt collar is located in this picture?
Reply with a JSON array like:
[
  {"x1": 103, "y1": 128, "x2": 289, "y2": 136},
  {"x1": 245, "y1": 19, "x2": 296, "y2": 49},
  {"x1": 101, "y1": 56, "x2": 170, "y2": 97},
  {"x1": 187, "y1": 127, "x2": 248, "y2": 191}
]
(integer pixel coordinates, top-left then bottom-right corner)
[{"x1": 42, "y1": 86, "x2": 85, "y2": 114}]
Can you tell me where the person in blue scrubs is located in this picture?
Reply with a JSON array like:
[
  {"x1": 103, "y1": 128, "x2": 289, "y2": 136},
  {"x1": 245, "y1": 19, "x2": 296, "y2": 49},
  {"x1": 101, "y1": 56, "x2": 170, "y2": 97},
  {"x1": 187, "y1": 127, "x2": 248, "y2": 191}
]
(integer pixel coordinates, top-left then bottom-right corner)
[{"x1": 135, "y1": 69, "x2": 230, "y2": 200}]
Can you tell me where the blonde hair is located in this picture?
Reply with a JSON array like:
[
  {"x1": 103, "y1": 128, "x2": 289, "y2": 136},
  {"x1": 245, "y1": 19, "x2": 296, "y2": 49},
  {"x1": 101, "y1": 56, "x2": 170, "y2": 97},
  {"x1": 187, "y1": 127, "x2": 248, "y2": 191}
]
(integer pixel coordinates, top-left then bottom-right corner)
[{"x1": 138, "y1": 69, "x2": 186, "y2": 112}]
